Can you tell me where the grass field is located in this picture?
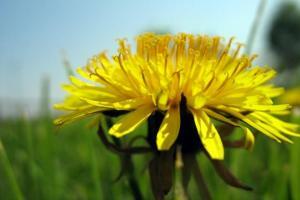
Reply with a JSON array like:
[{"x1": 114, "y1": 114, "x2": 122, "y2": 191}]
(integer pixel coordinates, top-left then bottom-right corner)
[{"x1": 0, "y1": 113, "x2": 300, "y2": 200}]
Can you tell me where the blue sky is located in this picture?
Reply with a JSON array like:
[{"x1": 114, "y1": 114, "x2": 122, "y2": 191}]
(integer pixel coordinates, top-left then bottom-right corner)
[{"x1": 0, "y1": 0, "x2": 290, "y2": 116}]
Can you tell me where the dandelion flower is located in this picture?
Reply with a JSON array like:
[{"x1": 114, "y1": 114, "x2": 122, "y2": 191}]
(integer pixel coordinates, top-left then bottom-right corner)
[{"x1": 54, "y1": 33, "x2": 299, "y2": 160}]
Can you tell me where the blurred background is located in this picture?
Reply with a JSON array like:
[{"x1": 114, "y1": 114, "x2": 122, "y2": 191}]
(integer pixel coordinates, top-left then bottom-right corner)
[{"x1": 1, "y1": 0, "x2": 300, "y2": 199}]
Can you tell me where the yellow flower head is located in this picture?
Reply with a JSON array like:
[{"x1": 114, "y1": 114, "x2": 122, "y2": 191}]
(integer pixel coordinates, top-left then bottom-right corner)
[{"x1": 54, "y1": 33, "x2": 299, "y2": 160}]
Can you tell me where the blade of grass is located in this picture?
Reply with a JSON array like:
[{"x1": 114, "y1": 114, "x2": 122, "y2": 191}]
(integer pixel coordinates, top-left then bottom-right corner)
[
  {"x1": 290, "y1": 141, "x2": 300, "y2": 200},
  {"x1": 61, "y1": 49, "x2": 74, "y2": 77},
  {"x1": 245, "y1": 0, "x2": 267, "y2": 54},
  {"x1": 0, "y1": 139, "x2": 24, "y2": 200},
  {"x1": 87, "y1": 132, "x2": 102, "y2": 200},
  {"x1": 23, "y1": 114, "x2": 40, "y2": 199},
  {"x1": 268, "y1": 142, "x2": 289, "y2": 199},
  {"x1": 290, "y1": 116, "x2": 300, "y2": 200}
]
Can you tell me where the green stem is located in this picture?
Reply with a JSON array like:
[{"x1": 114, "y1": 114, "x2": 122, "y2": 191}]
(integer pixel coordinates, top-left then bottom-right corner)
[{"x1": 174, "y1": 146, "x2": 188, "y2": 200}]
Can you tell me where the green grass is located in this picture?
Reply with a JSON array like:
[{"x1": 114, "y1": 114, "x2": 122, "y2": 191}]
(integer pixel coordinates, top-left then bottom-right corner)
[{"x1": 0, "y1": 115, "x2": 300, "y2": 200}]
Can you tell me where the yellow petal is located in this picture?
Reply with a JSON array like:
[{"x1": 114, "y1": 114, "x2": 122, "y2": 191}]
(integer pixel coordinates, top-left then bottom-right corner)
[
  {"x1": 69, "y1": 75, "x2": 89, "y2": 87},
  {"x1": 109, "y1": 105, "x2": 154, "y2": 137},
  {"x1": 252, "y1": 112, "x2": 299, "y2": 133},
  {"x1": 249, "y1": 115, "x2": 293, "y2": 143},
  {"x1": 157, "y1": 90, "x2": 169, "y2": 111},
  {"x1": 62, "y1": 84, "x2": 119, "y2": 101},
  {"x1": 54, "y1": 96, "x2": 91, "y2": 111},
  {"x1": 242, "y1": 104, "x2": 291, "y2": 112},
  {"x1": 217, "y1": 106, "x2": 281, "y2": 142},
  {"x1": 187, "y1": 93, "x2": 206, "y2": 109},
  {"x1": 54, "y1": 107, "x2": 105, "y2": 126},
  {"x1": 243, "y1": 127, "x2": 255, "y2": 150},
  {"x1": 204, "y1": 108, "x2": 239, "y2": 126},
  {"x1": 83, "y1": 97, "x2": 150, "y2": 110},
  {"x1": 204, "y1": 108, "x2": 255, "y2": 151},
  {"x1": 192, "y1": 110, "x2": 224, "y2": 160},
  {"x1": 156, "y1": 106, "x2": 180, "y2": 150}
]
